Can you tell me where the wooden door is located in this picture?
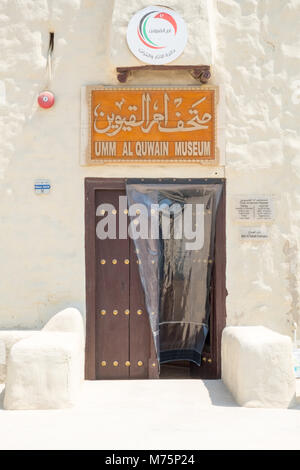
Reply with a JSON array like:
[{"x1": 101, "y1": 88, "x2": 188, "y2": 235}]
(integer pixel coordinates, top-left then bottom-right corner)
[
  {"x1": 85, "y1": 177, "x2": 226, "y2": 380},
  {"x1": 85, "y1": 178, "x2": 158, "y2": 380}
]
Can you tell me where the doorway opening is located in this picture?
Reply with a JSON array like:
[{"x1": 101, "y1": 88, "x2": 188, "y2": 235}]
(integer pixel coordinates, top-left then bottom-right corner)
[{"x1": 85, "y1": 178, "x2": 226, "y2": 380}]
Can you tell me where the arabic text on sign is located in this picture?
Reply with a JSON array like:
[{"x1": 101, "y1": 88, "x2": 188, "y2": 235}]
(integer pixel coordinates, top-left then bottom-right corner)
[{"x1": 90, "y1": 88, "x2": 216, "y2": 162}]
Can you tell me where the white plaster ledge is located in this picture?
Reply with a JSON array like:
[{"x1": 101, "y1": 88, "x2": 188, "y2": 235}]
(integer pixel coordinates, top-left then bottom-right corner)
[
  {"x1": 0, "y1": 330, "x2": 38, "y2": 383},
  {"x1": 222, "y1": 326, "x2": 296, "y2": 408},
  {"x1": 3, "y1": 308, "x2": 84, "y2": 410}
]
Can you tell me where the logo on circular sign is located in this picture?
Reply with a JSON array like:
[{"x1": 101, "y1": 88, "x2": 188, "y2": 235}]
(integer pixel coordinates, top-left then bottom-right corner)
[{"x1": 127, "y1": 6, "x2": 187, "y2": 65}]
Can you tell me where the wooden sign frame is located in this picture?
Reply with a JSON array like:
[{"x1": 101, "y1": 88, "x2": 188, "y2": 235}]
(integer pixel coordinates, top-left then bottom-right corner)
[{"x1": 81, "y1": 85, "x2": 219, "y2": 165}]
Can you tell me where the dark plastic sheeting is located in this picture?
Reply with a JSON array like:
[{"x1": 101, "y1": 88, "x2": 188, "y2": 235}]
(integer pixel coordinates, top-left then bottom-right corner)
[{"x1": 126, "y1": 180, "x2": 223, "y2": 366}]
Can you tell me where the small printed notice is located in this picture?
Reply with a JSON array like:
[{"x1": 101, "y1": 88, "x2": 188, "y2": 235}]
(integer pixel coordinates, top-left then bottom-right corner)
[
  {"x1": 240, "y1": 226, "x2": 269, "y2": 241},
  {"x1": 234, "y1": 195, "x2": 274, "y2": 221}
]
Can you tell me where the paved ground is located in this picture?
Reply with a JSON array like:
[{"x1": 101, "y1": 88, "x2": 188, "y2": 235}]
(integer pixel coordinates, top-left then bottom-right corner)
[{"x1": 0, "y1": 380, "x2": 299, "y2": 450}]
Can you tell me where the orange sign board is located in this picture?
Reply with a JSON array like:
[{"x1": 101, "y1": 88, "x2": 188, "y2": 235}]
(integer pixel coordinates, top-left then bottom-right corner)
[{"x1": 87, "y1": 86, "x2": 218, "y2": 163}]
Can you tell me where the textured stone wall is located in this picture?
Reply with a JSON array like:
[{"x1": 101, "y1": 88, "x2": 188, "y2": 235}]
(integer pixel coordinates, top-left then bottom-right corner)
[
  {"x1": 215, "y1": 0, "x2": 300, "y2": 337},
  {"x1": 0, "y1": 0, "x2": 299, "y2": 340}
]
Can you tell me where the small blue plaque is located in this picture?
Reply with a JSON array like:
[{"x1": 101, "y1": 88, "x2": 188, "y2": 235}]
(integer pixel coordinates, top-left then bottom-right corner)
[{"x1": 34, "y1": 179, "x2": 51, "y2": 194}]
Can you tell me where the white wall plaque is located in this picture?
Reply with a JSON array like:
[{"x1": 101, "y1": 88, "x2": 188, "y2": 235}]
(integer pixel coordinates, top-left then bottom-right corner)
[
  {"x1": 126, "y1": 6, "x2": 188, "y2": 65},
  {"x1": 234, "y1": 195, "x2": 274, "y2": 221},
  {"x1": 240, "y1": 226, "x2": 269, "y2": 241}
]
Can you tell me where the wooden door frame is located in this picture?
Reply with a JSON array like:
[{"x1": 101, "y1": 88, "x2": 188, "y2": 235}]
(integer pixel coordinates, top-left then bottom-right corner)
[{"x1": 85, "y1": 177, "x2": 226, "y2": 380}]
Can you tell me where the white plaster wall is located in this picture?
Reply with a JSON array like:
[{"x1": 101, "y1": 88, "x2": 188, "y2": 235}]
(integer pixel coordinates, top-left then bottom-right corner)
[
  {"x1": 214, "y1": 0, "x2": 300, "y2": 337},
  {"x1": 0, "y1": 0, "x2": 299, "y2": 339}
]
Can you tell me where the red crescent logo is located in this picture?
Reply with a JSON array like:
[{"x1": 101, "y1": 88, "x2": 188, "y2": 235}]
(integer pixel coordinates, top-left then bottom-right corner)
[{"x1": 154, "y1": 12, "x2": 177, "y2": 34}]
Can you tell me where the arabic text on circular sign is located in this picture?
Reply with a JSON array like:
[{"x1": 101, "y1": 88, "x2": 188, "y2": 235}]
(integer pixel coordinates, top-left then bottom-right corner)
[{"x1": 127, "y1": 6, "x2": 187, "y2": 65}]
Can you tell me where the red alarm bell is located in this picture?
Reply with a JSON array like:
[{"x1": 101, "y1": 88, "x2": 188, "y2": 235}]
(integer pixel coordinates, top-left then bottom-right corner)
[{"x1": 38, "y1": 90, "x2": 55, "y2": 109}]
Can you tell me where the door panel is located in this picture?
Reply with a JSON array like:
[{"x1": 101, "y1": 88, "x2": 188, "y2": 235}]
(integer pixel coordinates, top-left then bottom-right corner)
[{"x1": 94, "y1": 188, "x2": 154, "y2": 379}]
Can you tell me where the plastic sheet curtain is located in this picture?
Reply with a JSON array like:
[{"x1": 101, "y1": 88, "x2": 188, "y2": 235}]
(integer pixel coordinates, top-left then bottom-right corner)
[{"x1": 126, "y1": 180, "x2": 223, "y2": 366}]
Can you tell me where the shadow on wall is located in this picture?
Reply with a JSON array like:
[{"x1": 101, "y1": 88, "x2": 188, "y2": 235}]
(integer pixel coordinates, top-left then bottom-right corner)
[
  {"x1": 203, "y1": 378, "x2": 300, "y2": 409},
  {"x1": 202, "y1": 379, "x2": 238, "y2": 408}
]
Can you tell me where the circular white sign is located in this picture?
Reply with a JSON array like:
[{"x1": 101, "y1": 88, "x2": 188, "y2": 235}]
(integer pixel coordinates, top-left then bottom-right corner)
[{"x1": 126, "y1": 6, "x2": 187, "y2": 65}]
